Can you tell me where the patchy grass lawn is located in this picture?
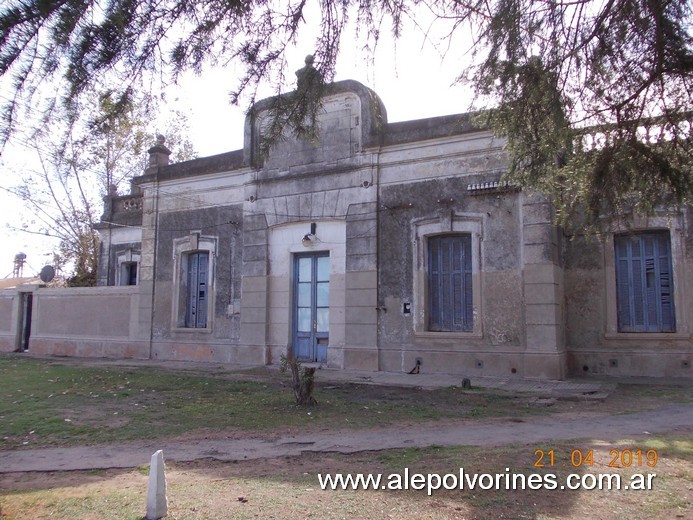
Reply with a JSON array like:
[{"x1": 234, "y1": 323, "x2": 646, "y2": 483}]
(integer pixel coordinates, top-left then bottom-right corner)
[
  {"x1": 1, "y1": 354, "x2": 691, "y2": 519},
  {"x1": 0, "y1": 355, "x2": 574, "y2": 449},
  {"x1": 1, "y1": 435, "x2": 690, "y2": 519}
]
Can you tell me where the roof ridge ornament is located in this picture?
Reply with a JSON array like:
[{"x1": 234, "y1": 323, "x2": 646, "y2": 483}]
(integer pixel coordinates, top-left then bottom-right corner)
[{"x1": 295, "y1": 54, "x2": 322, "y2": 93}]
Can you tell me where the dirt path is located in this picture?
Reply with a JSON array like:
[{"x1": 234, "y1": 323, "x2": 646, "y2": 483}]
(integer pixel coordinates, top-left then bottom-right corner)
[{"x1": 1, "y1": 403, "x2": 691, "y2": 473}]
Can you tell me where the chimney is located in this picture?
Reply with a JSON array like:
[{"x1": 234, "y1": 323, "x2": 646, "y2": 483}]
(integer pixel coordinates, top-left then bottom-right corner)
[{"x1": 146, "y1": 135, "x2": 171, "y2": 173}]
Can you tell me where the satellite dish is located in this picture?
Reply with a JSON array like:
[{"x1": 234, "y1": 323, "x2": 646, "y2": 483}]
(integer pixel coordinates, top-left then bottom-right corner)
[{"x1": 39, "y1": 265, "x2": 55, "y2": 283}]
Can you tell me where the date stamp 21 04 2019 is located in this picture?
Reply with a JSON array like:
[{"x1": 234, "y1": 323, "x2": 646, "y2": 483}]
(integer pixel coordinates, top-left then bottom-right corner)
[{"x1": 533, "y1": 448, "x2": 658, "y2": 469}]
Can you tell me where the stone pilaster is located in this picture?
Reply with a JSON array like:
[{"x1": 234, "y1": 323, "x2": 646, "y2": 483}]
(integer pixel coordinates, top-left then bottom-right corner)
[
  {"x1": 133, "y1": 136, "x2": 171, "y2": 348},
  {"x1": 240, "y1": 214, "x2": 269, "y2": 353},
  {"x1": 521, "y1": 192, "x2": 566, "y2": 379}
]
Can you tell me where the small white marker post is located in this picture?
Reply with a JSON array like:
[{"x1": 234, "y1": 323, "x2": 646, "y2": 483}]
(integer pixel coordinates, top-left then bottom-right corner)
[{"x1": 146, "y1": 450, "x2": 168, "y2": 519}]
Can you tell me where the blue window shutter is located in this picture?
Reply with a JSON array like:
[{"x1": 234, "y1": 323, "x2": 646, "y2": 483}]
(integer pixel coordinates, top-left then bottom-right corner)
[
  {"x1": 463, "y1": 235, "x2": 473, "y2": 331},
  {"x1": 643, "y1": 236, "x2": 659, "y2": 330},
  {"x1": 614, "y1": 232, "x2": 675, "y2": 333},
  {"x1": 656, "y1": 234, "x2": 675, "y2": 332},
  {"x1": 631, "y1": 239, "x2": 646, "y2": 330},
  {"x1": 429, "y1": 238, "x2": 441, "y2": 331},
  {"x1": 615, "y1": 237, "x2": 633, "y2": 331},
  {"x1": 186, "y1": 252, "x2": 209, "y2": 328},
  {"x1": 197, "y1": 253, "x2": 209, "y2": 328},
  {"x1": 186, "y1": 253, "x2": 199, "y2": 327},
  {"x1": 451, "y1": 237, "x2": 463, "y2": 330},
  {"x1": 428, "y1": 235, "x2": 473, "y2": 332},
  {"x1": 441, "y1": 238, "x2": 453, "y2": 329}
]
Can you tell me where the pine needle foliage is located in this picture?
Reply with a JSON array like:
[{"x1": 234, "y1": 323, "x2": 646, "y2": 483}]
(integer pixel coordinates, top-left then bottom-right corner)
[{"x1": 1, "y1": 0, "x2": 691, "y2": 226}]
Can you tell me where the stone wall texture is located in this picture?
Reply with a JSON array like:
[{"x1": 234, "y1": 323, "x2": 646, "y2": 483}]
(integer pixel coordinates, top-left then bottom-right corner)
[{"x1": 4, "y1": 80, "x2": 688, "y2": 380}]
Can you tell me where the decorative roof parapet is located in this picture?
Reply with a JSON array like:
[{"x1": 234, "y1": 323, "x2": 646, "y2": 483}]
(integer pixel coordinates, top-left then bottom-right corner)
[{"x1": 243, "y1": 79, "x2": 388, "y2": 167}]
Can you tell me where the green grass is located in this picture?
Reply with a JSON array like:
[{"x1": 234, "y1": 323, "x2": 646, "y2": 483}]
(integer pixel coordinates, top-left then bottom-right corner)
[
  {"x1": 1, "y1": 357, "x2": 288, "y2": 446},
  {"x1": 0, "y1": 355, "x2": 546, "y2": 449}
]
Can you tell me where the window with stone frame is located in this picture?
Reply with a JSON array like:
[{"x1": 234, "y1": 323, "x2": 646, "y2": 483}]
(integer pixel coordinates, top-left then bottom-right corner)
[
  {"x1": 172, "y1": 233, "x2": 216, "y2": 331},
  {"x1": 115, "y1": 249, "x2": 140, "y2": 286},
  {"x1": 428, "y1": 234, "x2": 474, "y2": 332}
]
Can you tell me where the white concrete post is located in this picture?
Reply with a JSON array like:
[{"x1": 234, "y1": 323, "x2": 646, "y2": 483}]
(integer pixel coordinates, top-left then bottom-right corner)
[{"x1": 146, "y1": 449, "x2": 168, "y2": 519}]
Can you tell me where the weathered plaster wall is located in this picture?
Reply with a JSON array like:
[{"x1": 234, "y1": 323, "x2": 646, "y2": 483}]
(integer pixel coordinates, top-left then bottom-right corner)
[
  {"x1": 149, "y1": 204, "x2": 245, "y2": 361},
  {"x1": 137, "y1": 148, "x2": 258, "y2": 364},
  {"x1": 377, "y1": 174, "x2": 526, "y2": 376},
  {"x1": 27, "y1": 287, "x2": 148, "y2": 358},
  {"x1": 563, "y1": 234, "x2": 607, "y2": 352},
  {"x1": 259, "y1": 94, "x2": 362, "y2": 171},
  {"x1": 0, "y1": 294, "x2": 14, "y2": 333},
  {"x1": 372, "y1": 125, "x2": 570, "y2": 379},
  {"x1": 564, "y1": 212, "x2": 692, "y2": 377},
  {"x1": 73, "y1": 79, "x2": 688, "y2": 379},
  {"x1": 265, "y1": 220, "x2": 348, "y2": 366},
  {"x1": 0, "y1": 292, "x2": 17, "y2": 352},
  {"x1": 371, "y1": 124, "x2": 549, "y2": 377},
  {"x1": 240, "y1": 90, "x2": 381, "y2": 369}
]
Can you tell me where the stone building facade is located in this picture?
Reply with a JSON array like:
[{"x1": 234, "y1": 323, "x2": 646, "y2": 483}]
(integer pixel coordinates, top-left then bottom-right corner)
[{"x1": 2, "y1": 79, "x2": 690, "y2": 379}]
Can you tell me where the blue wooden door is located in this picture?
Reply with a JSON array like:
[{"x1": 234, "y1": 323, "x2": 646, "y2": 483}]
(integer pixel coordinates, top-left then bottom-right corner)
[{"x1": 293, "y1": 253, "x2": 329, "y2": 362}]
